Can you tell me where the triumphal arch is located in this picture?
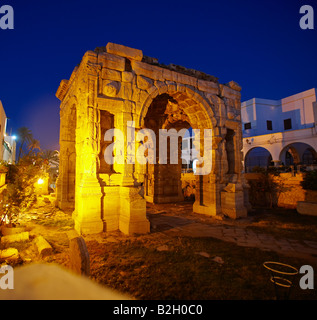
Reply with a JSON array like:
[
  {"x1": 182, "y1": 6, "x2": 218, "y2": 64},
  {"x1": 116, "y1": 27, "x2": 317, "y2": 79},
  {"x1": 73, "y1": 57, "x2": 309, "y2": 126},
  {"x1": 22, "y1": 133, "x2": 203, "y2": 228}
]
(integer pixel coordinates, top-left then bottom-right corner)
[{"x1": 56, "y1": 43, "x2": 249, "y2": 235}]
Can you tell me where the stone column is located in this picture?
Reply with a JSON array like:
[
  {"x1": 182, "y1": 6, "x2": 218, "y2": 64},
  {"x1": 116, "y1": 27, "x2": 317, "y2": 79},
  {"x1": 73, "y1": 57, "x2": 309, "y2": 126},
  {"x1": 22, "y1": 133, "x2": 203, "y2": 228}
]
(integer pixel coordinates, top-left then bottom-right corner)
[
  {"x1": 73, "y1": 80, "x2": 103, "y2": 234},
  {"x1": 116, "y1": 113, "x2": 150, "y2": 235},
  {"x1": 56, "y1": 147, "x2": 73, "y2": 210},
  {"x1": 220, "y1": 125, "x2": 248, "y2": 219},
  {"x1": 56, "y1": 106, "x2": 76, "y2": 211},
  {"x1": 192, "y1": 129, "x2": 218, "y2": 215}
]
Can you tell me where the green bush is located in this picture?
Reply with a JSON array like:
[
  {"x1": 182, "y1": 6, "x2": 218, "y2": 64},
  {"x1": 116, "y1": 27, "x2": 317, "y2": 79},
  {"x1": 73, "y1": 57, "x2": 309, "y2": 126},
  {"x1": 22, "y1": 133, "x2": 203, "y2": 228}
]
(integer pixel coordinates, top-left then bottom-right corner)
[
  {"x1": 300, "y1": 170, "x2": 317, "y2": 190},
  {"x1": 0, "y1": 156, "x2": 45, "y2": 226}
]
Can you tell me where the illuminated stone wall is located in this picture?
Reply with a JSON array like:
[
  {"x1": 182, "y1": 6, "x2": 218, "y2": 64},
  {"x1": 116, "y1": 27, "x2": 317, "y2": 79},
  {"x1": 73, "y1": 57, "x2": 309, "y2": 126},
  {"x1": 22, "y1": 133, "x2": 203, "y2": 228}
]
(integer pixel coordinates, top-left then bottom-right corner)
[{"x1": 56, "y1": 43, "x2": 249, "y2": 235}]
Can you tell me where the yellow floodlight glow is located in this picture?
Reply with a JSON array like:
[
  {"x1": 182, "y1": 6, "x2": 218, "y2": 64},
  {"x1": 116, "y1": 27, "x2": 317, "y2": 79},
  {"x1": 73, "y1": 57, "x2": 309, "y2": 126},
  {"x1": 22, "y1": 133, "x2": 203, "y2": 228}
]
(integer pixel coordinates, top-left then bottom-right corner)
[{"x1": 37, "y1": 178, "x2": 44, "y2": 185}]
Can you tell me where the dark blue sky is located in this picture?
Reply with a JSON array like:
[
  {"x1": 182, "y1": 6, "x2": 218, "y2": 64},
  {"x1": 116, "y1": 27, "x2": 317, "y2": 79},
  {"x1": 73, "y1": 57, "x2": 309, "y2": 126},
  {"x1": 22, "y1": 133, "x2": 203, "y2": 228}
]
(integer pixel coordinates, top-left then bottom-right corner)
[{"x1": 1, "y1": 0, "x2": 316, "y2": 150}]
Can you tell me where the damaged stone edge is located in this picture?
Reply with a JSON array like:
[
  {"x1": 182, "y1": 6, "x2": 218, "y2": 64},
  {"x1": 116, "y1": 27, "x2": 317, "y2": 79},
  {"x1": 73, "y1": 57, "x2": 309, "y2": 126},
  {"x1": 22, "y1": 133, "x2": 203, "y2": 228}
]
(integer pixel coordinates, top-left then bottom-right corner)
[{"x1": 56, "y1": 42, "x2": 241, "y2": 101}]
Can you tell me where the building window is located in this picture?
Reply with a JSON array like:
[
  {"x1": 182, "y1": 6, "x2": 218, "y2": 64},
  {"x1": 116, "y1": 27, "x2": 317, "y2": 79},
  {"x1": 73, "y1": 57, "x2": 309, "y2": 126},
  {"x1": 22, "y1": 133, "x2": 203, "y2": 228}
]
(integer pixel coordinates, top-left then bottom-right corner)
[
  {"x1": 244, "y1": 122, "x2": 251, "y2": 130},
  {"x1": 284, "y1": 118, "x2": 292, "y2": 130},
  {"x1": 267, "y1": 120, "x2": 272, "y2": 131}
]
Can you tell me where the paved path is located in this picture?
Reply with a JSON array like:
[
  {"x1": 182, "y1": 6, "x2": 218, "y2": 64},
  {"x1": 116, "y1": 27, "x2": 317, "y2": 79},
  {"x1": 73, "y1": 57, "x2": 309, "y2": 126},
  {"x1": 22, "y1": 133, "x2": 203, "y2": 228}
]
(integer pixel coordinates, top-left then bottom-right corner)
[{"x1": 149, "y1": 213, "x2": 317, "y2": 266}]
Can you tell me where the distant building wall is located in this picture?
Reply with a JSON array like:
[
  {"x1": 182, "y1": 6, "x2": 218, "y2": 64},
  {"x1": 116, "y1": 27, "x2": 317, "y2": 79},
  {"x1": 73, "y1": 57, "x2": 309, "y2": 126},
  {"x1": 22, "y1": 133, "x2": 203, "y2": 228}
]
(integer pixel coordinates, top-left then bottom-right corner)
[
  {"x1": 0, "y1": 101, "x2": 7, "y2": 161},
  {"x1": 3, "y1": 135, "x2": 16, "y2": 164},
  {"x1": 242, "y1": 88, "x2": 317, "y2": 171}
]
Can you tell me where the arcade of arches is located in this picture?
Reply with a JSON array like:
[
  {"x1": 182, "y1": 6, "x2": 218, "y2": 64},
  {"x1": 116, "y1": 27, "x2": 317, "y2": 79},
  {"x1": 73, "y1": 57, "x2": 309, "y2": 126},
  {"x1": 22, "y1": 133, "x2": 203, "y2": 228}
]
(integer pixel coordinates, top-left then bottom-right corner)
[
  {"x1": 56, "y1": 43, "x2": 249, "y2": 235},
  {"x1": 244, "y1": 142, "x2": 317, "y2": 172}
]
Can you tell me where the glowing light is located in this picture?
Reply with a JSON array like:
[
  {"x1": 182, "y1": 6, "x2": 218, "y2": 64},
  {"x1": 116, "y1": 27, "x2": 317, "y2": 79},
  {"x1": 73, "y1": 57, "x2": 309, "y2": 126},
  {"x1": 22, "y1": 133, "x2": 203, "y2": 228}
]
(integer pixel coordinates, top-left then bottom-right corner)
[
  {"x1": 37, "y1": 178, "x2": 44, "y2": 185},
  {"x1": 12, "y1": 135, "x2": 17, "y2": 140}
]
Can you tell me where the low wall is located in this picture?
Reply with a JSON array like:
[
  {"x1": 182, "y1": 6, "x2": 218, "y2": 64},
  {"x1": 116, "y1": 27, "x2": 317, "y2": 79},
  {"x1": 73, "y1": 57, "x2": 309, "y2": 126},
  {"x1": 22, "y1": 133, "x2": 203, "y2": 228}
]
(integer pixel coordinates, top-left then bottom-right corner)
[{"x1": 245, "y1": 172, "x2": 317, "y2": 209}]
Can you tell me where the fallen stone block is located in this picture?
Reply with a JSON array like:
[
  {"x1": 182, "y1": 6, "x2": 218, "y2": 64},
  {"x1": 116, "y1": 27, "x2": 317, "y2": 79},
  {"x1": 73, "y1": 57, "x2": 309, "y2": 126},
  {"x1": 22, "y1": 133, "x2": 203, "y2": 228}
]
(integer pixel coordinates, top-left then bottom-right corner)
[
  {"x1": 106, "y1": 42, "x2": 143, "y2": 61},
  {"x1": 195, "y1": 251, "x2": 210, "y2": 258},
  {"x1": 297, "y1": 201, "x2": 317, "y2": 216},
  {"x1": 34, "y1": 236, "x2": 53, "y2": 258},
  {"x1": 0, "y1": 226, "x2": 26, "y2": 236},
  {"x1": 0, "y1": 248, "x2": 19, "y2": 261},
  {"x1": 69, "y1": 236, "x2": 90, "y2": 276},
  {"x1": 212, "y1": 256, "x2": 224, "y2": 264},
  {"x1": 157, "y1": 245, "x2": 169, "y2": 252},
  {"x1": 1, "y1": 232, "x2": 29, "y2": 244}
]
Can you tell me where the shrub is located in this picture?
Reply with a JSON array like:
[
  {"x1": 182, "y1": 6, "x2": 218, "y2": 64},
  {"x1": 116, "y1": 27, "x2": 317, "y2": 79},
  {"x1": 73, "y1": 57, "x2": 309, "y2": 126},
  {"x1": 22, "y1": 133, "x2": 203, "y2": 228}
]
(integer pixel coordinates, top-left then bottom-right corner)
[
  {"x1": 248, "y1": 168, "x2": 288, "y2": 208},
  {"x1": 0, "y1": 156, "x2": 45, "y2": 226},
  {"x1": 300, "y1": 170, "x2": 317, "y2": 190}
]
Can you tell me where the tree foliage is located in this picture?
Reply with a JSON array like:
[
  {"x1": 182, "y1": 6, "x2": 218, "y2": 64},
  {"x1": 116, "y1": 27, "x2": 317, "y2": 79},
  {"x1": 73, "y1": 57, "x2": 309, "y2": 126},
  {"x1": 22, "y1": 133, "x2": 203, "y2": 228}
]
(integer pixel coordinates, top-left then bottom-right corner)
[
  {"x1": 300, "y1": 170, "x2": 317, "y2": 190},
  {"x1": 0, "y1": 127, "x2": 53, "y2": 226}
]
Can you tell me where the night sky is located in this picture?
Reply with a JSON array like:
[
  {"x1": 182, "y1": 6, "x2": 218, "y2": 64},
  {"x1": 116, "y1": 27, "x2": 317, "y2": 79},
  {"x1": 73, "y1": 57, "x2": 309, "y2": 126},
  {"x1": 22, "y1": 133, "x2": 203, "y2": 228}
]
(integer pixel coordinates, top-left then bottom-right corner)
[{"x1": 1, "y1": 0, "x2": 316, "y2": 151}]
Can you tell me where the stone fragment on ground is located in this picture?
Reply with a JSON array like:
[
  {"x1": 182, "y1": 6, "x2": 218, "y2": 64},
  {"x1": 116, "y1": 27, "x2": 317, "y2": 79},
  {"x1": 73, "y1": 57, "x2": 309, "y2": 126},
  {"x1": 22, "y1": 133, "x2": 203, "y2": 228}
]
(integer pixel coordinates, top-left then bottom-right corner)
[
  {"x1": 212, "y1": 256, "x2": 224, "y2": 264},
  {"x1": 1, "y1": 232, "x2": 29, "y2": 243},
  {"x1": 69, "y1": 236, "x2": 90, "y2": 276},
  {"x1": 195, "y1": 251, "x2": 210, "y2": 258},
  {"x1": 157, "y1": 245, "x2": 169, "y2": 252},
  {"x1": 0, "y1": 248, "x2": 19, "y2": 261},
  {"x1": 34, "y1": 236, "x2": 53, "y2": 258}
]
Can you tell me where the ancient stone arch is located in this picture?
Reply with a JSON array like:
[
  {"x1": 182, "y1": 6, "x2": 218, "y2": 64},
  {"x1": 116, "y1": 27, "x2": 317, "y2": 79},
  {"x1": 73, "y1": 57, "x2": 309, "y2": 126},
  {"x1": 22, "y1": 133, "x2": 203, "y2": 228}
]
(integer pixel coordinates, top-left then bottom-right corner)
[{"x1": 56, "y1": 43, "x2": 249, "y2": 235}]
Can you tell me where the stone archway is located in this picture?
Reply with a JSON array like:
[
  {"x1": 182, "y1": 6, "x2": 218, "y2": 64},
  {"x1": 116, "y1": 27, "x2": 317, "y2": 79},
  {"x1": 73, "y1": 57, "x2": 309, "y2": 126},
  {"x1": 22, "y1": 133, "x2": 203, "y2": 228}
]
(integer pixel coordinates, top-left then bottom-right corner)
[
  {"x1": 137, "y1": 86, "x2": 218, "y2": 216},
  {"x1": 56, "y1": 42, "x2": 249, "y2": 235},
  {"x1": 244, "y1": 147, "x2": 273, "y2": 172},
  {"x1": 279, "y1": 142, "x2": 317, "y2": 166}
]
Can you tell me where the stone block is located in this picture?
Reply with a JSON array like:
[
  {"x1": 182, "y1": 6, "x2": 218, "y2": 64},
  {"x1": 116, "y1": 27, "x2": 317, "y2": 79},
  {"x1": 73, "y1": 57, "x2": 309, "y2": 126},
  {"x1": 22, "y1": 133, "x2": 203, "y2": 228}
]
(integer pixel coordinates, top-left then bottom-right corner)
[
  {"x1": 74, "y1": 177, "x2": 104, "y2": 235},
  {"x1": 131, "y1": 60, "x2": 163, "y2": 80},
  {"x1": 177, "y1": 73, "x2": 197, "y2": 87},
  {"x1": 227, "y1": 80, "x2": 241, "y2": 92},
  {"x1": 99, "y1": 52, "x2": 126, "y2": 71},
  {"x1": 101, "y1": 68, "x2": 122, "y2": 81},
  {"x1": 162, "y1": 68, "x2": 178, "y2": 82},
  {"x1": 106, "y1": 42, "x2": 143, "y2": 61},
  {"x1": 0, "y1": 248, "x2": 19, "y2": 261},
  {"x1": 297, "y1": 201, "x2": 317, "y2": 216},
  {"x1": 69, "y1": 236, "x2": 90, "y2": 276},
  {"x1": 122, "y1": 71, "x2": 134, "y2": 82},
  {"x1": 220, "y1": 84, "x2": 241, "y2": 100},
  {"x1": 0, "y1": 226, "x2": 26, "y2": 236},
  {"x1": 34, "y1": 236, "x2": 53, "y2": 258},
  {"x1": 221, "y1": 191, "x2": 247, "y2": 219},
  {"x1": 1, "y1": 232, "x2": 29, "y2": 244},
  {"x1": 137, "y1": 75, "x2": 153, "y2": 90},
  {"x1": 197, "y1": 79, "x2": 219, "y2": 94},
  {"x1": 103, "y1": 186, "x2": 120, "y2": 232},
  {"x1": 119, "y1": 187, "x2": 150, "y2": 235}
]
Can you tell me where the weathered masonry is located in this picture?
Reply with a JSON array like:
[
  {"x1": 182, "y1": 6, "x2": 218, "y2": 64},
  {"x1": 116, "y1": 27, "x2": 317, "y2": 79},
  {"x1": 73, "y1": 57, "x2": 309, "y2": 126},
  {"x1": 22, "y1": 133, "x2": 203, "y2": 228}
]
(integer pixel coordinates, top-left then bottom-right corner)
[{"x1": 56, "y1": 43, "x2": 250, "y2": 235}]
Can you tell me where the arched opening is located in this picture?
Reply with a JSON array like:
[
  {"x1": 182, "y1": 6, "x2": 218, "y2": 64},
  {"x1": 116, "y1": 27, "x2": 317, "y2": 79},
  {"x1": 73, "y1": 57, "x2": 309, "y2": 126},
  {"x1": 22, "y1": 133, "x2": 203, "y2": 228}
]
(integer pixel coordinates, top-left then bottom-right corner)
[
  {"x1": 138, "y1": 89, "x2": 215, "y2": 212},
  {"x1": 181, "y1": 127, "x2": 197, "y2": 173},
  {"x1": 244, "y1": 147, "x2": 273, "y2": 172},
  {"x1": 142, "y1": 93, "x2": 191, "y2": 203},
  {"x1": 302, "y1": 147, "x2": 317, "y2": 164},
  {"x1": 98, "y1": 110, "x2": 115, "y2": 174},
  {"x1": 280, "y1": 142, "x2": 317, "y2": 166}
]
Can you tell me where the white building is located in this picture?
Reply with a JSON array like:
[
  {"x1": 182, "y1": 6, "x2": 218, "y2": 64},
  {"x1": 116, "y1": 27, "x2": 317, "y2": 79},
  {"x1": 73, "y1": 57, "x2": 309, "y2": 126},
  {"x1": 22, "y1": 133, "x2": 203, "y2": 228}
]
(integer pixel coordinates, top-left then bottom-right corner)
[
  {"x1": 242, "y1": 88, "x2": 317, "y2": 172},
  {"x1": 0, "y1": 100, "x2": 16, "y2": 164},
  {"x1": 3, "y1": 135, "x2": 16, "y2": 164}
]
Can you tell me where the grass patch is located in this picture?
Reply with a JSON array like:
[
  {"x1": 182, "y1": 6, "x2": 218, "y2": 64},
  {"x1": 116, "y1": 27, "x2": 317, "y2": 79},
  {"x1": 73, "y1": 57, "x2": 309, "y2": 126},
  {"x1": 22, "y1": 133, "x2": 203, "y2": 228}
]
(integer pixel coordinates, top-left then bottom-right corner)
[{"x1": 87, "y1": 235, "x2": 316, "y2": 300}]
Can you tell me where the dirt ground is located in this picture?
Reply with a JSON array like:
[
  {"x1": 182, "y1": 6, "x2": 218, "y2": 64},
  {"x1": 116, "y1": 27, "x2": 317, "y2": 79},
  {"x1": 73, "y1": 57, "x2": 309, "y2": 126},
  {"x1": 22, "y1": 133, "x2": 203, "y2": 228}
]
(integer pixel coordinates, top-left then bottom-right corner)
[{"x1": 1, "y1": 196, "x2": 316, "y2": 299}]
